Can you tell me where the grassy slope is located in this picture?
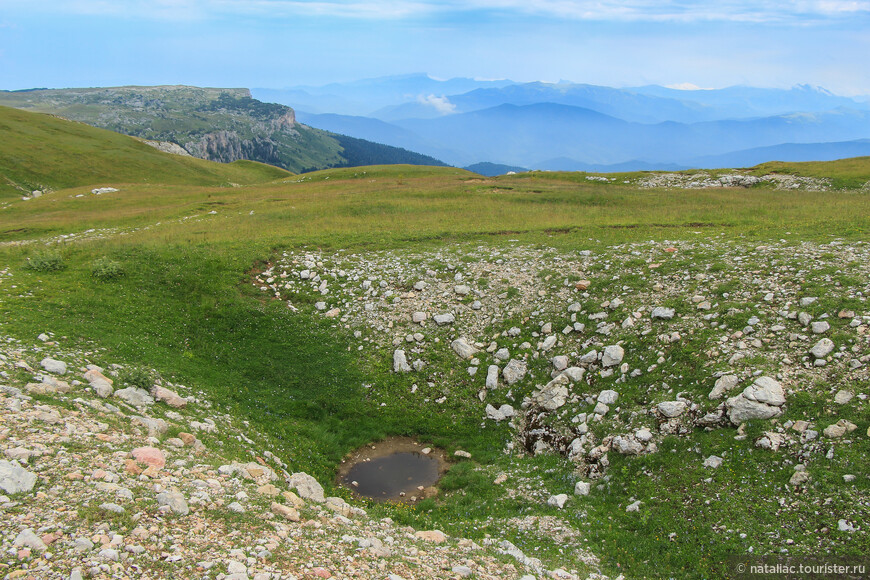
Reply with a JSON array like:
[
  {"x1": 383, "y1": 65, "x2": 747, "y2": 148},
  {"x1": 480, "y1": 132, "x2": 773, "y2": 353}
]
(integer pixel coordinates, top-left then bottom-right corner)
[
  {"x1": 0, "y1": 106, "x2": 291, "y2": 199},
  {"x1": 1, "y1": 129, "x2": 869, "y2": 578}
]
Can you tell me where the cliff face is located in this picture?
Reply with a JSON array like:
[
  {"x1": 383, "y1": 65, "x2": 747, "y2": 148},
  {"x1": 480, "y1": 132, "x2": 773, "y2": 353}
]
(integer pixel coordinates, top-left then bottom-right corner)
[{"x1": 184, "y1": 131, "x2": 287, "y2": 167}]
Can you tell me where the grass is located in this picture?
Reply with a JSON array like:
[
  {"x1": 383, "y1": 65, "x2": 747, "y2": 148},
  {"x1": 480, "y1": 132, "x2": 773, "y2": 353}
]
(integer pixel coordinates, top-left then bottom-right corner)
[
  {"x1": 0, "y1": 105, "x2": 290, "y2": 199},
  {"x1": 1, "y1": 119, "x2": 869, "y2": 578}
]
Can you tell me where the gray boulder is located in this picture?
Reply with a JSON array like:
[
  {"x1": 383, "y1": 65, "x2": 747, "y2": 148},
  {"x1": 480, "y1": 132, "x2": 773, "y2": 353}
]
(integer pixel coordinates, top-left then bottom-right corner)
[
  {"x1": 809, "y1": 338, "x2": 835, "y2": 358},
  {"x1": 742, "y1": 376, "x2": 785, "y2": 407},
  {"x1": 709, "y1": 375, "x2": 739, "y2": 400},
  {"x1": 156, "y1": 490, "x2": 189, "y2": 515},
  {"x1": 433, "y1": 313, "x2": 455, "y2": 325},
  {"x1": 502, "y1": 359, "x2": 527, "y2": 385},
  {"x1": 651, "y1": 307, "x2": 675, "y2": 320},
  {"x1": 597, "y1": 389, "x2": 619, "y2": 405},
  {"x1": 451, "y1": 338, "x2": 478, "y2": 359},
  {"x1": 485, "y1": 365, "x2": 499, "y2": 389},
  {"x1": 657, "y1": 401, "x2": 687, "y2": 418},
  {"x1": 288, "y1": 472, "x2": 325, "y2": 503},
  {"x1": 114, "y1": 387, "x2": 154, "y2": 407},
  {"x1": 393, "y1": 349, "x2": 411, "y2": 373},
  {"x1": 612, "y1": 436, "x2": 643, "y2": 455},
  {"x1": 532, "y1": 375, "x2": 569, "y2": 411},
  {"x1": 40, "y1": 357, "x2": 67, "y2": 375},
  {"x1": 13, "y1": 529, "x2": 47, "y2": 551},
  {"x1": 601, "y1": 345, "x2": 624, "y2": 367},
  {"x1": 0, "y1": 460, "x2": 38, "y2": 494}
]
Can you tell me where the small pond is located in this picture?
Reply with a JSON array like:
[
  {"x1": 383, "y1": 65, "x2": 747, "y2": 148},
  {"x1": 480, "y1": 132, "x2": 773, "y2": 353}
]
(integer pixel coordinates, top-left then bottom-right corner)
[{"x1": 337, "y1": 437, "x2": 448, "y2": 503}]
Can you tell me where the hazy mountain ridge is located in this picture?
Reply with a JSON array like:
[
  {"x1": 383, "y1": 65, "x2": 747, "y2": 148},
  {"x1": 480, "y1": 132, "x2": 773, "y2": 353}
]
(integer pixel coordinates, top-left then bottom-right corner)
[
  {"x1": 259, "y1": 76, "x2": 870, "y2": 171},
  {"x1": 0, "y1": 86, "x2": 447, "y2": 173}
]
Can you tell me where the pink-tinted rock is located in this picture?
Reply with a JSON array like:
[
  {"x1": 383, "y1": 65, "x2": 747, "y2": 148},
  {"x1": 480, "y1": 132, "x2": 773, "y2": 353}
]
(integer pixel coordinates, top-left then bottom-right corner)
[
  {"x1": 131, "y1": 446, "x2": 165, "y2": 469},
  {"x1": 154, "y1": 386, "x2": 186, "y2": 408},
  {"x1": 84, "y1": 369, "x2": 113, "y2": 385}
]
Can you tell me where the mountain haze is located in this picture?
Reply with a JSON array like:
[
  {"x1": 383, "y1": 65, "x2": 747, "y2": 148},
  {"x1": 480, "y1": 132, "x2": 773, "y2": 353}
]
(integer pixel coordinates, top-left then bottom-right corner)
[{"x1": 269, "y1": 76, "x2": 870, "y2": 171}]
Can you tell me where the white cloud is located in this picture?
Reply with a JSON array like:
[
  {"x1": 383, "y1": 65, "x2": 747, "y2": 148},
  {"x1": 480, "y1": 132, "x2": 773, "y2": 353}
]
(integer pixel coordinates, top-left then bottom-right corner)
[
  {"x1": 417, "y1": 94, "x2": 456, "y2": 114},
  {"x1": 4, "y1": 0, "x2": 869, "y2": 22}
]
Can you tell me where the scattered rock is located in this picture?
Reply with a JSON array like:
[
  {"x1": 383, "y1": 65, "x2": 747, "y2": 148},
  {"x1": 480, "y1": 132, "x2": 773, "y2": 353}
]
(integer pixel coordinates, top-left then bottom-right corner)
[{"x1": 433, "y1": 313, "x2": 455, "y2": 325}]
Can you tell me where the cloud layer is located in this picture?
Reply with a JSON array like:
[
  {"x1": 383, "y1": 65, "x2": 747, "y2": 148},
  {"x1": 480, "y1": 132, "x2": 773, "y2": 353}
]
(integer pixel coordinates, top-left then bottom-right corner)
[{"x1": 5, "y1": 0, "x2": 870, "y2": 22}]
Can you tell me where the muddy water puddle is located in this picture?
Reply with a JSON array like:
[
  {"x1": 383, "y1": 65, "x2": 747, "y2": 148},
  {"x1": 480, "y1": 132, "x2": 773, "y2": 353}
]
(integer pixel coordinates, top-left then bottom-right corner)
[{"x1": 337, "y1": 437, "x2": 448, "y2": 503}]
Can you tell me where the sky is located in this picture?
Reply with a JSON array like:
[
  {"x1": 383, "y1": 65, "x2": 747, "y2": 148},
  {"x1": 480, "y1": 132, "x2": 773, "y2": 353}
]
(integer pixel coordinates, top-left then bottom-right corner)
[{"x1": 1, "y1": 0, "x2": 869, "y2": 95}]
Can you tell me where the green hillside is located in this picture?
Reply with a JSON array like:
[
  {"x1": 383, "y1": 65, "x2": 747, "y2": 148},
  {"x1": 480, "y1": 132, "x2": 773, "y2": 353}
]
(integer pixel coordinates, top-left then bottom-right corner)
[
  {"x1": 0, "y1": 105, "x2": 290, "y2": 199},
  {"x1": 0, "y1": 86, "x2": 447, "y2": 173}
]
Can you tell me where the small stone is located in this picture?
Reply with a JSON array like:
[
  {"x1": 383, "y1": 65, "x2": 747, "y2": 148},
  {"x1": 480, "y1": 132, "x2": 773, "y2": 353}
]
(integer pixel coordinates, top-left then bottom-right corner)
[
  {"x1": 433, "y1": 313, "x2": 455, "y2": 325},
  {"x1": 574, "y1": 481, "x2": 591, "y2": 496},
  {"x1": 635, "y1": 427, "x2": 653, "y2": 442},
  {"x1": 809, "y1": 338, "x2": 835, "y2": 358},
  {"x1": 485, "y1": 365, "x2": 499, "y2": 389},
  {"x1": 415, "y1": 530, "x2": 447, "y2": 543},
  {"x1": 451, "y1": 337, "x2": 478, "y2": 359},
  {"x1": 651, "y1": 307, "x2": 675, "y2": 320},
  {"x1": 597, "y1": 389, "x2": 618, "y2": 405},
  {"x1": 227, "y1": 501, "x2": 245, "y2": 513},
  {"x1": 601, "y1": 345, "x2": 624, "y2": 367},
  {"x1": 393, "y1": 349, "x2": 412, "y2": 373},
  {"x1": 834, "y1": 390, "x2": 854, "y2": 405},
  {"x1": 789, "y1": 471, "x2": 811, "y2": 486},
  {"x1": 40, "y1": 357, "x2": 67, "y2": 375},
  {"x1": 657, "y1": 401, "x2": 687, "y2": 418},
  {"x1": 811, "y1": 321, "x2": 830, "y2": 334},
  {"x1": 13, "y1": 529, "x2": 47, "y2": 551},
  {"x1": 270, "y1": 502, "x2": 300, "y2": 521},
  {"x1": 154, "y1": 386, "x2": 187, "y2": 408},
  {"x1": 156, "y1": 490, "x2": 189, "y2": 515},
  {"x1": 502, "y1": 359, "x2": 527, "y2": 385},
  {"x1": 703, "y1": 455, "x2": 723, "y2": 468},
  {"x1": 547, "y1": 494, "x2": 568, "y2": 509},
  {"x1": 287, "y1": 472, "x2": 325, "y2": 503},
  {"x1": 131, "y1": 447, "x2": 165, "y2": 469},
  {"x1": 626, "y1": 500, "x2": 641, "y2": 512},
  {"x1": 114, "y1": 387, "x2": 154, "y2": 407},
  {"x1": 0, "y1": 460, "x2": 38, "y2": 494}
]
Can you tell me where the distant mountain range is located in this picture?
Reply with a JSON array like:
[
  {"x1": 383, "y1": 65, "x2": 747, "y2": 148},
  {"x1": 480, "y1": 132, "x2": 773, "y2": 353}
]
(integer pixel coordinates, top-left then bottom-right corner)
[{"x1": 254, "y1": 75, "x2": 870, "y2": 172}]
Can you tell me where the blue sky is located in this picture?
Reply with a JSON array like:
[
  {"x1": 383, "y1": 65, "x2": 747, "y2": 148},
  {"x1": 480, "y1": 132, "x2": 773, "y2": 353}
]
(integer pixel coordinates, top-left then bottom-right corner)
[{"x1": 1, "y1": 0, "x2": 869, "y2": 95}]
